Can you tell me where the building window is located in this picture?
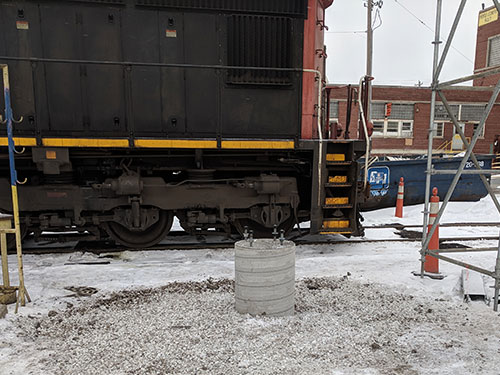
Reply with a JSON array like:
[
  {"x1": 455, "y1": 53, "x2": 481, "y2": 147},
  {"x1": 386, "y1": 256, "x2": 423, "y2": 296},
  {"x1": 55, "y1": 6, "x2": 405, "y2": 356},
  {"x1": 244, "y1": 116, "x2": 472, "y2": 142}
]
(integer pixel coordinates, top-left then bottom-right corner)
[
  {"x1": 461, "y1": 104, "x2": 486, "y2": 122},
  {"x1": 371, "y1": 102, "x2": 414, "y2": 138},
  {"x1": 371, "y1": 120, "x2": 414, "y2": 138},
  {"x1": 488, "y1": 34, "x2": 500, "y2": 68},
  {"x1": 472, "y1": 123, "x2": 485, "y2": 138},
  {"x1": 402, "y1": 121, "x2": 413, "y2": 138},
  {"x1": 329, "y1": 101, "x2": 339, "y2": 119},
  {"x1": 434, "y1": 104, "x2": 459, "y2": 121},
  {"x1": 433, "y1": 122, "x2": 444, "y2": 138},
  {"x1": 372, "y1": 121, "x2": 384, "y2": 136},
  {"x1": 434, "y1": 103, "x2": 486, "y2": 122}
]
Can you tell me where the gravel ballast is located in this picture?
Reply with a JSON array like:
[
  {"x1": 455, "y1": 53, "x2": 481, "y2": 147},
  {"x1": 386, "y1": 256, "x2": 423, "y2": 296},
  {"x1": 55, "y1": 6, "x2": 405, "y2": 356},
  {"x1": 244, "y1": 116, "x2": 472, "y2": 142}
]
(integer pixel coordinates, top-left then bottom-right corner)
[{"x1": 12, "y1": 277, "x2": 500, "y2": 375}]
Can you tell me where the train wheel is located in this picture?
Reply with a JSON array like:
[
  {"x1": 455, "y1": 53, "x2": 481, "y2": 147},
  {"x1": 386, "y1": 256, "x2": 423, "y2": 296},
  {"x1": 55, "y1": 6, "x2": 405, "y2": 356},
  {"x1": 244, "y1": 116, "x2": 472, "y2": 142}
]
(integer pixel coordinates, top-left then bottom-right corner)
[
  {"x1": 233, "y1": 216, "x2": 295, "y2": 239},
  {"x1": 104, "y1": 210, "x2": 173, "y2": 248}
]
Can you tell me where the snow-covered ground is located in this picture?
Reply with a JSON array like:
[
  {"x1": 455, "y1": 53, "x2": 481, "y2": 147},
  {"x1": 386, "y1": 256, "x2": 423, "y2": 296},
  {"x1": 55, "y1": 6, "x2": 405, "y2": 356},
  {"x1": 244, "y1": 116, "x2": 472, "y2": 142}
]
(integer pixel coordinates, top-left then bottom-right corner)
[{"x1": 0, "y1": 196, "x2": 499, "y2": 374}]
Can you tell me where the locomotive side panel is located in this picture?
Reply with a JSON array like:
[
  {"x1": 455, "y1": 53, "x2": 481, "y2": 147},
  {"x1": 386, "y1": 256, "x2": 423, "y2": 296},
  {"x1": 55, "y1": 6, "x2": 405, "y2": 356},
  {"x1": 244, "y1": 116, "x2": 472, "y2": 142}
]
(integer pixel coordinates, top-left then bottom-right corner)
[
  {"x1": 0, "y1": 2, "x2": 40, "y2": 137},
  {"x1": 0, "y1": 0, "x2": 306, "y2": 141}
]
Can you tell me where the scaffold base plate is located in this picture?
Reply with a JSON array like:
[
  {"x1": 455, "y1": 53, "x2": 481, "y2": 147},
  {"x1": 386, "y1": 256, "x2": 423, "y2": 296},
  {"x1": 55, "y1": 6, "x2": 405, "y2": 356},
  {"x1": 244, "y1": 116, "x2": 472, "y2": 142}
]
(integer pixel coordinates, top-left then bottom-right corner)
[{"x1": 412, "y1": 271, "x2": 446, "y2": 280}]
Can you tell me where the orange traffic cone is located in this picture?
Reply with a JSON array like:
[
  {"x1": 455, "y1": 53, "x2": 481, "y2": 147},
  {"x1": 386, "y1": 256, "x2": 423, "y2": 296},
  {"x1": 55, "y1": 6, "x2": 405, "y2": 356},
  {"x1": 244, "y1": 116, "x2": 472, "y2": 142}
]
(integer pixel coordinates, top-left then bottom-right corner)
[
  {"x1": 425, "y1": 187, "x2": 440, "y2": 274},
  {"x1": 395, "y1": 177, "x2": 404, "y2": 218}
]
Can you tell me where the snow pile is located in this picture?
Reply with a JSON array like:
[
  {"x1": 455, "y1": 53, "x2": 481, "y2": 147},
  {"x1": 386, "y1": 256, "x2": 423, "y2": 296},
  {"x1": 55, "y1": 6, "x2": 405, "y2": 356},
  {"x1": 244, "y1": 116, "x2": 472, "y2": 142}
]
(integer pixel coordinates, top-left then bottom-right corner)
[
  {"x1": 12, "y1": 277, "x2": 500, "y2": 375},
  {"x1": 1, "y1": 196, "x2": 500, "y2": 374}
]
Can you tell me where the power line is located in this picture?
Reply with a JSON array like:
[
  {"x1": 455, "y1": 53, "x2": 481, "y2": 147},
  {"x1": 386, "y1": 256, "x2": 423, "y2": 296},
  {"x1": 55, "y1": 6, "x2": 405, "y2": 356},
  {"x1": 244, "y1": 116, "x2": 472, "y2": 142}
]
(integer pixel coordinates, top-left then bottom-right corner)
[{"x1": 393, "y1": 0, "x2": 474, "y2": 64}]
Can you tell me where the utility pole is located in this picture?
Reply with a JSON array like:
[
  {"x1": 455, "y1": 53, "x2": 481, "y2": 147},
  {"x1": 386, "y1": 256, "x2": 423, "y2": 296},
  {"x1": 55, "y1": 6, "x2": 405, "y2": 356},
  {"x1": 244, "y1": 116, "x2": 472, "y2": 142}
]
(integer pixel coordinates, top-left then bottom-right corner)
[{"x1": 366, "y1": 0, "x2": 373, "y2": 122}]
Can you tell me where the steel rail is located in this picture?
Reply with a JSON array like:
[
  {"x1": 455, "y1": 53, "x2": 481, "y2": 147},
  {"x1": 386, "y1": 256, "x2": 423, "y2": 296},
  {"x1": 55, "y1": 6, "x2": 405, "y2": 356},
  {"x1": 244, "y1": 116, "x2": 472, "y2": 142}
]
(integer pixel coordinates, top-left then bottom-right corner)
[{"x1": 17, "y1": 235, "x2": 500, "y2": 255}]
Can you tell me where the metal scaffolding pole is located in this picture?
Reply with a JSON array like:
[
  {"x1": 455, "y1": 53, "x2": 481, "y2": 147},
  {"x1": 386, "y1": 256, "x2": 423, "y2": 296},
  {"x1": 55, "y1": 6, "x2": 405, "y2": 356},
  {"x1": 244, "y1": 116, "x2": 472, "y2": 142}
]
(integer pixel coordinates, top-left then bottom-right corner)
[
  {"x1": 437, "y1": 91, "x2": 500, "y2": 213},
  {"x1": 419, "y1": 1, "x2": 500, "y2": 311},
  {"x1": 421, "y1": 0, "x2": 442, "y2": 277}
]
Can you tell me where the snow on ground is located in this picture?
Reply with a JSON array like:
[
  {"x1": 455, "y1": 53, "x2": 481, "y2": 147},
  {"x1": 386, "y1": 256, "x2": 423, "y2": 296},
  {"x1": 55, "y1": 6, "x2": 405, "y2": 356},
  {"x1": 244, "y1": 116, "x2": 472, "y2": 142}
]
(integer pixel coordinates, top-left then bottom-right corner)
[{"x1": 0, "y1": 196, "x2": 499, "y2": 374}]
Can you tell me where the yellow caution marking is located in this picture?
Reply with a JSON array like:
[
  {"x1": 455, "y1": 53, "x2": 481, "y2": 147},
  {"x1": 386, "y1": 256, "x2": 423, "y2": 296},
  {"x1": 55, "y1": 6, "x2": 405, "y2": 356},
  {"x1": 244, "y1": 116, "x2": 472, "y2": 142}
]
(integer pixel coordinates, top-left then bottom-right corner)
[
  {"x1": 221, "y1": 140, "x2": 295, "y2": 149},
  {"x1": 134, "y1": 139, "x2": 217, "y2": 148},
  {"x1": 328, "y1": 176, "x2": 348, "y2": 183},
  {"x1": 46, "y1": 150, "x2": 57, "y2": 160},
  {"x1": 134, "y1": 139, "x2": 218, "y2": 148},
  {"x1": 42, "y1": 138, "x2": 129, "y2": 148},
  {"x1": 322, "y1": 220, "x2": 350, "y2": 229},
  {"x1": 0, "y1": 137, "x2": 37, "y2": 147},
  {"x1": 326, "y1": 153, "x2": 345, "y2": 161},
  {"x1": 325, "y1": 197, "x2": 349, "y2": 205}
]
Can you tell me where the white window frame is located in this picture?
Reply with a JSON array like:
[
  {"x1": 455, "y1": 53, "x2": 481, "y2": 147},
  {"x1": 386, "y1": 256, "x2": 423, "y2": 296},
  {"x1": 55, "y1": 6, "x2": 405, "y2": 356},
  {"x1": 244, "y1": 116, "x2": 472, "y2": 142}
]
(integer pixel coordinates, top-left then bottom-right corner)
[
  {"x1": 487, "y1": 34, "x2": 500, "y2": 68},
  {"x1": 471, "y1": 122, "x2": 485, "y2": 139},
  {"x1": 371, "y1": 119, "x2": 413, "y2": 138},
  {"x1": 433, "y1": 122, "x2": 444, "y2": 138}
]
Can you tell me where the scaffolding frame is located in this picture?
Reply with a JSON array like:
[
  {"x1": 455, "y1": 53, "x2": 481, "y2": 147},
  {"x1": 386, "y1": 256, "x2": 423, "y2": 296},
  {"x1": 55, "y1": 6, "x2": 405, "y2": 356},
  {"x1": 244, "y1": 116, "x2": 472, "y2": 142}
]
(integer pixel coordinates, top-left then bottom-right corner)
[
  {"x1": 0, "y1": 64, "x2": 30, "y2": 312},
  {"x1": 421, "y1": 0, "x2": 500, "y2": 312}
]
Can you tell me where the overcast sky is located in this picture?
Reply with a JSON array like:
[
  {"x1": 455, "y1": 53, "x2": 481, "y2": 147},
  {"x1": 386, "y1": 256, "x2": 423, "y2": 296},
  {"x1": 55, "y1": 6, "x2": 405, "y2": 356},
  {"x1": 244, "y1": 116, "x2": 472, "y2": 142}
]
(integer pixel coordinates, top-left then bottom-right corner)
[{"x1": 325, "y1": 0, "x2": 487, "y2": 86}]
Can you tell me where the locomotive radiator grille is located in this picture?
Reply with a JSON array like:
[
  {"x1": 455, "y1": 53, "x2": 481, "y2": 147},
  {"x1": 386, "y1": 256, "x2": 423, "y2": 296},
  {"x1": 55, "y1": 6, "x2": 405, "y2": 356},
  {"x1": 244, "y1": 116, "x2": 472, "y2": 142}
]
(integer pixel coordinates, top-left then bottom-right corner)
[{"x1": 227, "y1": 15, "x2": 292, "y2": 85}]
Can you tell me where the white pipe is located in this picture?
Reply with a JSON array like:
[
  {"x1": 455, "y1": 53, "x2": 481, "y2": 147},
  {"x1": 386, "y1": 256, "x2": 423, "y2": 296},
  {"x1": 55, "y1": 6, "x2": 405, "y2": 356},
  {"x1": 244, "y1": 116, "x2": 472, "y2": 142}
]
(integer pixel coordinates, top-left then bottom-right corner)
[
  {"x1": 303, "y1": 69, "x2": 324, "y2": 209},
  {"x1": 358, "y1": 76, "x2": 371, "y2": 189},
  {"x1": 303, "y1": 69, "x2": 324, "y2": 142}
]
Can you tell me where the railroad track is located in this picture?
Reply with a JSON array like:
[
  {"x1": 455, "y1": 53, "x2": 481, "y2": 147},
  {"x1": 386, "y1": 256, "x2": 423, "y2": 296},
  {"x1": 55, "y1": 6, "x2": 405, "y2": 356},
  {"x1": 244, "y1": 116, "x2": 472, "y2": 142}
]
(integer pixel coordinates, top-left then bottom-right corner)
[
  {"x1": 364, "y1": 222, "x2": 500, "y2": 229},
  {"x1": 19, "y1": 222, "x2": 500, "y2": 255}
]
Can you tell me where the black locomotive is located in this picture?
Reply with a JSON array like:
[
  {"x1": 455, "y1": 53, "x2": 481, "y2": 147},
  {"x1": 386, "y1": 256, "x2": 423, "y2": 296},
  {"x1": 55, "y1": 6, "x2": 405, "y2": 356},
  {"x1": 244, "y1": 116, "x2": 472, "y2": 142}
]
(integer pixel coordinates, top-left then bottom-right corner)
[{"x1": 0, "y1": 0, "x2": 365, "y2": 247}]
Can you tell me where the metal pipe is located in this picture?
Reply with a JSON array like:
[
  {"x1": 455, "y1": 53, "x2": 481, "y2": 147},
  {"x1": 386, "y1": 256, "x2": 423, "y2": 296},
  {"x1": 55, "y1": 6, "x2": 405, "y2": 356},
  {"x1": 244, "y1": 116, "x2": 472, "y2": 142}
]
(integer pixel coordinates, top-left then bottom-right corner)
[
  {"x1": 426, "y1": 252, "x2": 496, "y2": 278},
  {"x1": 428, "y1": 247, "x2": 499, "y2": 253},
  {"x1": 0, "y1": 57, "x2": 300, "y2": 72},
  {"x1": 494, "y1": 230, "x2": 500, "y2": 311},
  {"x1": 430, "y1": 169, "x2": 500, "y2": 175},
  {"x1": 303, "y1": 69, "x2": 324, "y2": 209},
  {"x1": 366, "y1": 0, "x2": 373, "y2": 124},
  {"x1": 434, "y1": 0, "x2": 467, "y2": 81},
  {"x1": 493, "y1": 0, "x2": 500, "y2": 15},
  {"x1": 438, "y1": 65, "x2": 500, "y2": 88},
  {"x1": 358, "y1": 76, "x2": 371, "y2": 189},
  {"x1": 423, "y1": 79, "x2": 500, "y2": 252},
  {"x1": 422, "y1": 0, "x2": 443, "y2": 277},
  {"x1": 344, "y1": 85, "x2": 353, "y2": 139},
  {"x1": 1, "y1": 65, "x2": 27, "y2": 309}
]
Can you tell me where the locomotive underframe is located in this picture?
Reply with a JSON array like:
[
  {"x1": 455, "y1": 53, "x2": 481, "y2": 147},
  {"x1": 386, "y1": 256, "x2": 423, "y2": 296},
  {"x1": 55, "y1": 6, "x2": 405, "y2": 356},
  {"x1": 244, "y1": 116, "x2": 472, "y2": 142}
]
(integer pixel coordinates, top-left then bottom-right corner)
[{"x1": 0, "y1": 148, "x2": 312, "y2": 246}]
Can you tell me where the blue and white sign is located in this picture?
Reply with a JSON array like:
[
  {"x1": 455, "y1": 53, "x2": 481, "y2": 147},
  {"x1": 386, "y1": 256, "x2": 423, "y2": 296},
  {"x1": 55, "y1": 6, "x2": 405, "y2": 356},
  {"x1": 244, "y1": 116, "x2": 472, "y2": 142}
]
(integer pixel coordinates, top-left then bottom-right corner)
[{"x1": 368, "y1": 166, "x2": 390, "y2": 197}]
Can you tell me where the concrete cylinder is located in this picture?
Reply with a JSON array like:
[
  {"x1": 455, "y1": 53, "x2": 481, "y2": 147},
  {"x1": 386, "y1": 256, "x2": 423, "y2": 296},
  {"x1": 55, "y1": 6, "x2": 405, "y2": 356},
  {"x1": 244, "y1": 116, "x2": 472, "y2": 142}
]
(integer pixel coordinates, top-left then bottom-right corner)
[{"x1": 235, "y1": 239, "x2": 295, "y2": 317}]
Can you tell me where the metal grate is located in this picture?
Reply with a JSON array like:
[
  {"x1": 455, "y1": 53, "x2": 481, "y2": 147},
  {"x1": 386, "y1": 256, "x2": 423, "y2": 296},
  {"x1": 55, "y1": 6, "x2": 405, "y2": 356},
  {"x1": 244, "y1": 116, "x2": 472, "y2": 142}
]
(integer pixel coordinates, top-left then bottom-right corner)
[
  {"x1": 371, "y1": 103, "x2": 414, "y2": 120},
  {"x1": 329, "y1": 101, "x2": 339, "y2": 119},
  {"x1": 461, "y1": 104, "x2": 486, "y2": 122},
  {"x1": 390, "y1": 104, "x2": 414, "y2": 120},
  {"x1": 435, "y1": 104, "x2": 459, "y2": 120},
  {"x1": 135, "y1": 0, "x2": 308, "y2": 17},
  {"x1": 227, "y1": 15, "x2": 292, "y2": 85}
]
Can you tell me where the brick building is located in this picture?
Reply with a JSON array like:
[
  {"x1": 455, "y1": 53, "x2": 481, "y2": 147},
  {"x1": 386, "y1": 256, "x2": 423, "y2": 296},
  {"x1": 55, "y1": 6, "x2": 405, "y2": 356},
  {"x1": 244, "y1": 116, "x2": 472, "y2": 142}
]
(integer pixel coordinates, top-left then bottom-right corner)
[
  {"x1": 474, "y1": 5, "x2": 500, "y2": 86},
  {"x1": 328, "y1": 6, "x2": 500, "y2": 156}
]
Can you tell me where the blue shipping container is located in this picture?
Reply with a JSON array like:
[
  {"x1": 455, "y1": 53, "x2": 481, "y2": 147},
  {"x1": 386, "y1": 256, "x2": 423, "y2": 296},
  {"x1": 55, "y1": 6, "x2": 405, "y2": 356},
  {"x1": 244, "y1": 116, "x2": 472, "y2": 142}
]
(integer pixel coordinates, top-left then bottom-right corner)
[{"x1": 360, "y1": 155, "x2": 493, "y2": 211}]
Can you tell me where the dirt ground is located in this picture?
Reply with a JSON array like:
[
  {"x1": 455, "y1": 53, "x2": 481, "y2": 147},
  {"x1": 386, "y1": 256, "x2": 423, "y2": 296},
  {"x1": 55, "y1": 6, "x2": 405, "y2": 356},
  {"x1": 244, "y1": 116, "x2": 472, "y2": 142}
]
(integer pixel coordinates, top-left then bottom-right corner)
[{"x1": 10, "y1": 277, "x2": 500, "y2": 375}]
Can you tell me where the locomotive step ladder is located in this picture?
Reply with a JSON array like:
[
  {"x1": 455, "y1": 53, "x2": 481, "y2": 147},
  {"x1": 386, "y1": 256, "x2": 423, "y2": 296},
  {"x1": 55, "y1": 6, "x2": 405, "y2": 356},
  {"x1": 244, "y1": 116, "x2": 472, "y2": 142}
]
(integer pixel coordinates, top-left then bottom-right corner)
[{"x1": 311, "y1": 142, "x2": 360, "y2": 236}]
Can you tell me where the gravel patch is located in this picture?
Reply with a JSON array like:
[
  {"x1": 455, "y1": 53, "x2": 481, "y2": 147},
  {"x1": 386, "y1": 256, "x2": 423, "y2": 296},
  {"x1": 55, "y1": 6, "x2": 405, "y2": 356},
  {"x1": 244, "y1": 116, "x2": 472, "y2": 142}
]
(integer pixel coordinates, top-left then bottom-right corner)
[{"x1": 13, "y1": 277, "x2": 500, "y2": 375}]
